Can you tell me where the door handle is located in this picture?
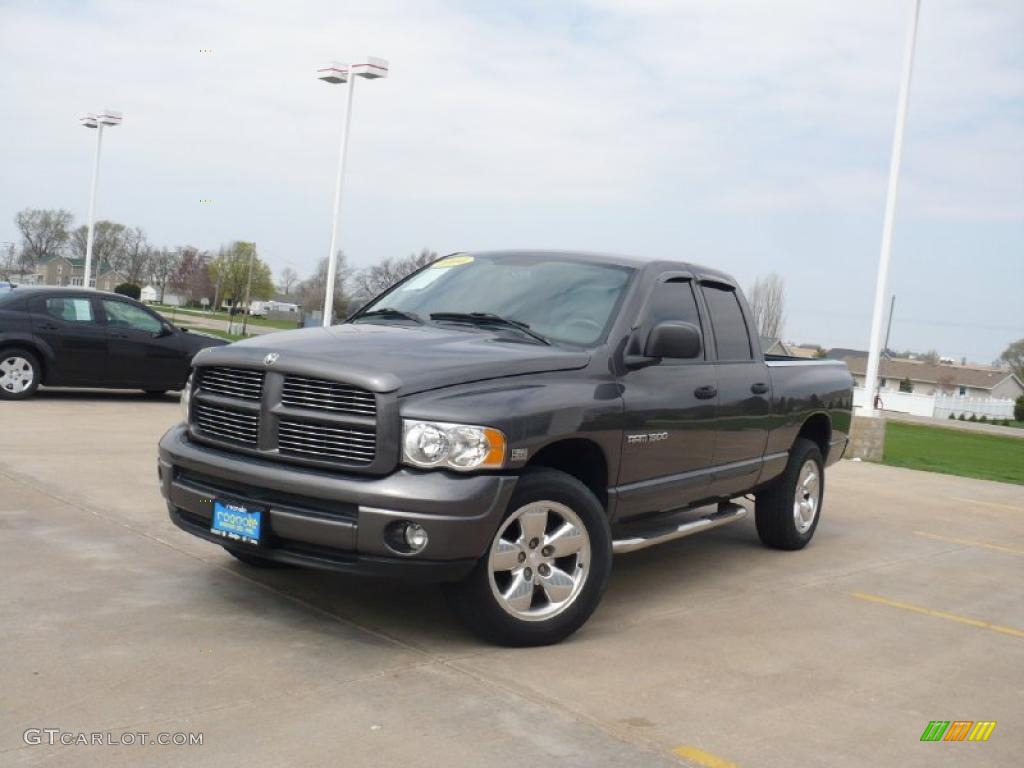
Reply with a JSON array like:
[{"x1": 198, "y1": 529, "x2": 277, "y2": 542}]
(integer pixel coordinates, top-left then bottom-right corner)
[
  {"x1": 38, "y1": 323, "x2": 58, "y2": 331},
  {"x1": 694, "y1": 385, "x2": 717, "y2": 400},
  {"x1": 751, "y1": 382, "x2": 769, "y2": 395},
  {"x1": 110, "y1": 332, "x2": 129, "y2": 339}
]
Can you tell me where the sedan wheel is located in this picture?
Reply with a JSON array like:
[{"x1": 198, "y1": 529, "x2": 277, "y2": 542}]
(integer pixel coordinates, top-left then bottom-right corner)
[{"x1": 0, "y1": 352, "x2": 39, "y2": 399}]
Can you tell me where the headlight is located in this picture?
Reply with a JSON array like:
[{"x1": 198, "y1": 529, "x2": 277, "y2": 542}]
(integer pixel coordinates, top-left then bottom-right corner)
[
  {"x1": 180, "y1": 375, "x2": 193, "y2": 423},
  {"x1": 402, "y1": 420, "x2": 506, "y2": 471}
]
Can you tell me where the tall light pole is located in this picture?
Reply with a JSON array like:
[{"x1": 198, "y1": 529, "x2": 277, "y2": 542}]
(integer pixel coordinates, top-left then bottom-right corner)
[
  {"x1": 79, "y1": 110, "x2": 122, "y2": 289},
  {"x1": 317, "y1": 57, "x2": 388, "y2": 327},
  {"x1": 864, "y1": 0, "x2": 920, "y2": 414}
]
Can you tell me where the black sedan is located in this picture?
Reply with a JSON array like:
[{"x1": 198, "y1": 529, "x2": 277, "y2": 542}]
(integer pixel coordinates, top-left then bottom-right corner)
[{"x1": 0, "y1": 286, "x2": 227, "y2": 400}]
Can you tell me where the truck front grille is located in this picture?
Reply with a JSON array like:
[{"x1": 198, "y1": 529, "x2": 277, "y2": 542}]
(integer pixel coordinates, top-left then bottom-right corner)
[
  {"x1": 198, "y1": 367, "x2": 264, "y2": 401},
  {"x1": 278, "y1": 419, "x2": 376, "y2": 464},
  {"x1": 192, "y1": 402, "x2": 259, "y2": 447},
  {"x1": 281, "y1": 375, "x2": 376, "y2": 416},
  {"x1": 189, "y1": 366, "x2": 388, "y2": 473}
]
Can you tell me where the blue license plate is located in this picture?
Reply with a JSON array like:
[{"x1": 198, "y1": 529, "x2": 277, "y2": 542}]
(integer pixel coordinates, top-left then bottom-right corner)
[{"x1": 211, "y1": 500, "x2": 263, "y2": 545}]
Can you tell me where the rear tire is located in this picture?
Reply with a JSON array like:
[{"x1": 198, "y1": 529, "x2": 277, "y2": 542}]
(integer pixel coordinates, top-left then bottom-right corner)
[
  {"x1": 0, "y1": 348, "x2": 41, "y2": 400},
  {"x1": 443, "y1": 467, "x2": 612, "y2": 647},
  {"x1": 223, "y1": 547, "x2": 287, "y2": 568},
  {"x1": 755, "y1": 437, "x2": 824, "y2": 550}
]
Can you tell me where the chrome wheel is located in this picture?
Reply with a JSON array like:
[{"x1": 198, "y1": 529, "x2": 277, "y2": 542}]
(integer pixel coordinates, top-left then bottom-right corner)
[
  {"x1": 0, "y1": 355, "x2": 34, "y2": 394},
  {"x1": 793, "y1": 459, "x2": 820, "y2": 534},
  {"x1": 487, "y1": 500, "x2": 591, "y2": 622}
]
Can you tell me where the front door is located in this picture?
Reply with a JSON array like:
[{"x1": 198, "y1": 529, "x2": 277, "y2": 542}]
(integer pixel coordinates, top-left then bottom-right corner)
[
  {"x1": 699, "y1": 282, "x2": 771, "y2": 496},
  {"x1": 101, "y1": 299, "x2": 186, "y2": 388},
  {"x1": 29, "y1": 295, "x2": 107, "y2": 385},
  {"x1": 617, "y1": 276, "x2": 718, "y2": 518}
]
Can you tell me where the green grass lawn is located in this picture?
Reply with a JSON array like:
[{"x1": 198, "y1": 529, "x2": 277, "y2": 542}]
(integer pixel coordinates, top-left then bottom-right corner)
[
  {"x1": 882, "y1": 422, "x2": 1024, "y2": 485},
  {"x1": 154, "y1": 304, "x2": 300, "y2": 330},
  {"x1": 178, "y1": 325, "x2": 248, "y2": 342}
]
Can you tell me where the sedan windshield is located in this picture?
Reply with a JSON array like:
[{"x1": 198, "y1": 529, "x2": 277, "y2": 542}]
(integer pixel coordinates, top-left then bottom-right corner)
[{"x1": 351, "y1": 253, "x2": 633, "y2": 345}]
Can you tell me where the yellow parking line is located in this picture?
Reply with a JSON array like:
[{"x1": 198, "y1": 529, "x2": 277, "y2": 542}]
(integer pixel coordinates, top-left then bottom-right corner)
[
  {"x1": 672, "y1": 745, "x2": 738, "y2": 767},
  {"x1": 951, "y1": 497, "x2": 1023, "y2": 513},
  {"x1": 851, "y1": 593, "x2": 1024, "y2": 640},
  {"x1": 914, "y1": 530, "x2": 1024, "y2": 556}
]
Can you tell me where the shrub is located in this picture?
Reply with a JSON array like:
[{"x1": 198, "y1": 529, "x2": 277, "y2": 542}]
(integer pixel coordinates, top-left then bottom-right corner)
[
  {"x1": 1015, "y1": 395, "x2": 1024, "y2": 422},
  {"x1": 114, "y1": 282, "x2": 141, "y2": 299},
  {"x1": 958, "y1": 413, "x2": 966, "y2": 421},
  {"x1": 947, "y1": 412, "x2": 956, "y2": 419},
  {"x1": 979, "y1": 415, "x2": 988, "y2": 422},
  {"x1": 969, "y1": 413, "x2": 978, "y2": 422}
]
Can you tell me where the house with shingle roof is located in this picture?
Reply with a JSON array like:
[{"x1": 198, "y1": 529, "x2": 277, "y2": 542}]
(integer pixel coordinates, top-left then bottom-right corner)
[
  {"x1": 844, "y1": 356, "x2": 1023, "y2": 401},
  {"x1": 30, "y1": 254, "x2": 128, "y2": 292}
]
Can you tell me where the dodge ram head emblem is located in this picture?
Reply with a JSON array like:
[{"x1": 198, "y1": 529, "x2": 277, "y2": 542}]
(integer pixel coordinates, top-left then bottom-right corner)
[{"x1": 264, "y1": 353, "x2": 279, "y2": 366}]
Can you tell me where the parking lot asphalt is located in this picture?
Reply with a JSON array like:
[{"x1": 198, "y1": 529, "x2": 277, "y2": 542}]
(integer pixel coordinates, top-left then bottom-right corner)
[{"x1": 2, "y1": 392, "x2": 1022, "y2": 767}]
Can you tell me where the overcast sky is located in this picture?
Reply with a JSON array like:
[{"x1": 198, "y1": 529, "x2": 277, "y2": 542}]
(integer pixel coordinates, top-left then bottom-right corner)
[{"x1": 2, "y1": 0, "x2": 1021, "y2": 362}]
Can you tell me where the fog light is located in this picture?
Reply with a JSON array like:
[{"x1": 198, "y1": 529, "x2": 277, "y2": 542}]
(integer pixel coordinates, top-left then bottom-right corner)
[{"x1": 404, "y1": 523, "x2": 429, "y2": 552}]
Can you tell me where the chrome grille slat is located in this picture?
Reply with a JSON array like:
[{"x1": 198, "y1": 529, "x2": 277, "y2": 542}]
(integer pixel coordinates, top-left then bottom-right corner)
[
  {"x1": 278, "y1": 419, "x2": 376, "y2": 464},
  {"x1": 193, "y1": 402, "x2": 259, "y2": 447},
  {"x1": 199, "y1": 367, "x2": 264, "y2": 401},
  {"x1": 282, "y1": 375, "x2": 376, "y2": 417}
]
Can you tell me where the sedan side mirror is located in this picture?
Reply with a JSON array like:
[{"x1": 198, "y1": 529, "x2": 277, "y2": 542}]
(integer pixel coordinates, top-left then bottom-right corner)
[
  {"x1": 645, "y1": 321, "x2": 702, "y2": 360},
  {"x1": 156, "y1": 323, "x2": 175, "y2": 338}
]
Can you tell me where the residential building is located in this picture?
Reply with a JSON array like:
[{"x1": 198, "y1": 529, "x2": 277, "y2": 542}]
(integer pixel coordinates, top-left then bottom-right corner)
[
  {"x1": 28, "y1": 255, "x2": 127, "y2": 292},
  {"x1": 844, "y1": 356, "x2": 1023, "y2": 401}
]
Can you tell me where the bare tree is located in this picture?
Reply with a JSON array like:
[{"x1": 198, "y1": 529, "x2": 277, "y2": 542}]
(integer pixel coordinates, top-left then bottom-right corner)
[
  {"x1": 116, "y1": 227, "x2": 153, "y2": 285},
  {"x1": 296, "y1": 252, "x2": 352, "y2": 319},
  {"x1": 278, "y1": 267, "x2": 299, "y2": 296},
  {"x1": 748, "y1": 272, "x2": 786, "y2": 339},
  {"x1": 70, "y1": 220, "x2": 128, "y2": 269},
  {"x1": 14, "y1": 208, "x2": 73, "y2": 276},
  {"x1": 353, "y1": 248, "x2": 438, "y2": 297},
  {"x1": 170, "y1": 247, "x2": 212, "y2": 306},
  {"x1": 1, "y1": 243, "x2": 18, "y2": 280},
  {"x1": 147, "y1": 248, "x2": 182, "y2": 302}
]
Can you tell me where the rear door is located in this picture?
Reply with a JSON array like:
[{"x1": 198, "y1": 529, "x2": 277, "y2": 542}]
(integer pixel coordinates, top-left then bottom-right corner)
[
  {"x1": 29, "y1": 294, "x2": 108, "y2": 385},
  {"x1": 616, "y1": 275, "x2": 718, "y2": 518},
  {"x1": 700, "y1": 282, "x2": 771, "y2": 496},
  {"x1": 100, "y1": 298, "x2": 187, "y2": 388}
]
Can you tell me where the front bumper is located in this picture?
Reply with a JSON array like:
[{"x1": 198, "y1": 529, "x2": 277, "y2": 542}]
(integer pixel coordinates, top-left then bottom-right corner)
[{"x1": 158, "y1": 424, "x2": 519, "y2": 581}]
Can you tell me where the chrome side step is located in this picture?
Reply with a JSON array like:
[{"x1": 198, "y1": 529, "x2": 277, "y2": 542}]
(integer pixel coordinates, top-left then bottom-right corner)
[{"x1": 612, "y1": 503, "x2": 748, "y2": 554}]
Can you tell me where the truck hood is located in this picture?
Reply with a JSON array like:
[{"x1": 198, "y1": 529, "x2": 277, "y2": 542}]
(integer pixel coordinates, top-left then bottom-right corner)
[{"x1": 191, "y1": 323, "x2": 591, "y2": 396}]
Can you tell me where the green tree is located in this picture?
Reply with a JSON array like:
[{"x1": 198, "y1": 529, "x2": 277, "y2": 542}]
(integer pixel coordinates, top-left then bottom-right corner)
[
  {"x1": 208, "y1": 242, "x2": 274, "y2": 309},
  {"x1": 999, "y1": 339, "x2": 1024, "y2": 383},
  {"x1": 1015, "y1": 395, "x2": 1024, "y2": 422}
]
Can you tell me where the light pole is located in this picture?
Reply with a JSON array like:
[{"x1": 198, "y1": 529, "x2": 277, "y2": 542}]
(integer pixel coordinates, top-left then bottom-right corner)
[
  {"x1": 864, "y1": 0, "x2": 920, "y2": 414},
  {"x1": 79, "y1": 109, "x2": 122, "y2": 289},
  {"x1": 317, "y1": 57, "x2": 388, "y2": 327}
]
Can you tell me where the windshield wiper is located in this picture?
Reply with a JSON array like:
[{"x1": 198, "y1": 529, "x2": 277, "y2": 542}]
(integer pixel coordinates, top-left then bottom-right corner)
[
  {"x1": 352, "y1": 307, "x2": 424, "y2": 324},
  {"x1": 430, "y1": 312, "x2": 550, "y2": 345}
]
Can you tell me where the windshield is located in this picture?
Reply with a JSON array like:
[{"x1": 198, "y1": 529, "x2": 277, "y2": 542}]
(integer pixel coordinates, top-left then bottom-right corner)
[{"x1": 351, "y1": 253, "x2": 633, "y2": 345}]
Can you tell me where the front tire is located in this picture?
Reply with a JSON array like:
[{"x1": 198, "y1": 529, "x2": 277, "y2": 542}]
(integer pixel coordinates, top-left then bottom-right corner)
[
  {"x1": 444, "y1": 468, "x2": 612, "y2": 647},
  {"x1": 755, "y1": 437, "x2": 824, "y2": 550},
  {"x1": 0, "y1": 348, "x2": 41, "y2": 400}
]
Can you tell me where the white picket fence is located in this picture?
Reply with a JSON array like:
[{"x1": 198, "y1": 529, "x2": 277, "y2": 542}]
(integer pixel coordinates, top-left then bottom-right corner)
[{"x1": 853, "y1": 388, "x2": 1015, "y2": 420}]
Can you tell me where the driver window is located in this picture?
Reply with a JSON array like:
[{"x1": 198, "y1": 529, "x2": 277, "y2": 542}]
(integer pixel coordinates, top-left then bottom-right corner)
[
  {"x1": 102, "y1": 300, "x2": 163, "y2": 334},
  {"x1": 642, "y1": 278, "x2": 704, "y2": 360}
]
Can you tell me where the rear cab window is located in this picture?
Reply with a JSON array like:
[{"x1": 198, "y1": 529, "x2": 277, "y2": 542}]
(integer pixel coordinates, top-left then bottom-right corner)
[{"x1": 700, "y1": 283, "x2": 753, "y2": 361}]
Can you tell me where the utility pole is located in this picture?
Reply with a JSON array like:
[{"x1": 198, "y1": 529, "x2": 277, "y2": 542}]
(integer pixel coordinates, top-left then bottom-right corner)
[
  {"x1": 241, "y1": 242, "x2": 256, "y2": 337},
  {"x1": 864, "y1": 0, "x2": 920, "y2": 414},
  {"x1": 882, "y1": 295, "x2": 896, "y2": 357}
]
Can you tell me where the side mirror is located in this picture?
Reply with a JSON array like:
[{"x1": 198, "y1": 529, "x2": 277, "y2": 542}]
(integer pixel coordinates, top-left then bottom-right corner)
[
  {"x1": 645, "y1": 321, "x2": 702, "y2": 360},
  {"x1": 156, "y1": 323, "x2": 175, "y2": 338}
]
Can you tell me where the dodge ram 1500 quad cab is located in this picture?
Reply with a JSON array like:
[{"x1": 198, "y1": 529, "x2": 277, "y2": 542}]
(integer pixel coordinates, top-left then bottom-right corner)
[{"x1": 159, "y1": 251, "x2": 853, "y2": 646}]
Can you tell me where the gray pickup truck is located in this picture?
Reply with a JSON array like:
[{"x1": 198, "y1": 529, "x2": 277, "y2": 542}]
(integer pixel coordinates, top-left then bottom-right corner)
[{"x1": 158, "y1": 251, "x2": 852, "y2": 645}]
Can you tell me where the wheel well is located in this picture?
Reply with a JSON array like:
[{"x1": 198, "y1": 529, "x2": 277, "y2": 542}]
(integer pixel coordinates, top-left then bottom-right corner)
[
  {"x1": 526, "y1": 439, "x2": 608, "y2": 510},
  {"x1": 798, "y1": 413, "x2": 832, "y2": 460},
  {"x1": 0, "y1": 342, "x2": 47, "y2": 382}
]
